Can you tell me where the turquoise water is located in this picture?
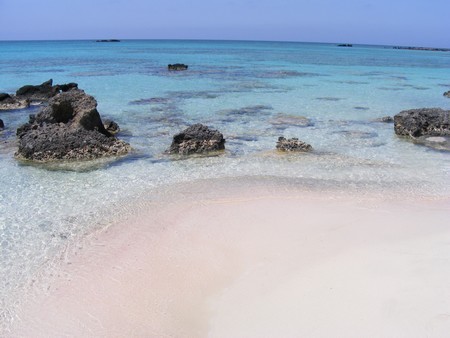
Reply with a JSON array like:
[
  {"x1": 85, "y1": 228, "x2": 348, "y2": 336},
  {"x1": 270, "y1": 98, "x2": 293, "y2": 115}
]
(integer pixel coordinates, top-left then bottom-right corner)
[{"x1": 1, "y1": 40, "x2": 450, "y2": 331}]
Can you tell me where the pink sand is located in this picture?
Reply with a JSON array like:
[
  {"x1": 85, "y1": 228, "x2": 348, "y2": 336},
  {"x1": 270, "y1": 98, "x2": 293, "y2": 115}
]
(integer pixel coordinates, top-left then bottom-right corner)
[{"x1": 11, "y1": 181, "x2": 450, "y2": 337}]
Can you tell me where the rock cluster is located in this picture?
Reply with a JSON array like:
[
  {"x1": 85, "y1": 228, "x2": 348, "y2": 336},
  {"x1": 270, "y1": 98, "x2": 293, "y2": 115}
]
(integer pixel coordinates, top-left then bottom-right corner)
[
  {"x1": 0, "y1": 79, "x2": 78, "y2": 110},
  {"x1": 276, "y1": 137, "x2": 312, "y2": 152},
  {"x1": 167, "y1": 124, "x2": 225, "y2": 155},
  {"x1": 168, "y1": 64, "x2": 188, "y2": 71},
  {"x1": 15, "y1": 88, "x2": 130, "y2": 161},
  {"x1": 394, "y1": 108, "x2": 449, "y2": 138}
]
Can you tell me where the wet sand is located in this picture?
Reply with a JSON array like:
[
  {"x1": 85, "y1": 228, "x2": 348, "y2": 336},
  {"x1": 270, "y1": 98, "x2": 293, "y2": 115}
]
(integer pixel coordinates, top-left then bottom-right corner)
[{"x1": 10, "y1": 179, "x2": 450, "y2": 337}]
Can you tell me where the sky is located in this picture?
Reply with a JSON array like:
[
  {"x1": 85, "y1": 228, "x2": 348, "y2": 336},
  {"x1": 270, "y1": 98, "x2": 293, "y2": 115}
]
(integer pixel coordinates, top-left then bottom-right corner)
[{"x1": 0, "y1": 0, "x2": 449, "y2": 47}]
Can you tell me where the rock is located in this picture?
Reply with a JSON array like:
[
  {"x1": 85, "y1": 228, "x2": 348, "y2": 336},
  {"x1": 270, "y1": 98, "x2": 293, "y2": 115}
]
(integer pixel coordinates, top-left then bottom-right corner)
[
  {"x1": 373, "y1": 116, "x2": 394, "y2": 123},
  {"x1": 0, "y1": 119, "x2": 4, "y2": 129},
  {"x1": 0, "y1": 93, "x2": 11, "y2": 101},
  {"x1": 15, "y1": 88, "x2": 130, "y2": 162},
  {"x1": 0, "y1": 94, "x2": 30, "y2": 110},
  {"x1": 16, "y1": 79, "x2": 58, "y2": 101},
  {"x1": 96, "y1": 39, "x2": 120, "y2": 42},
  {"x1": 276, "y1": 137, "x2": 312, "y2": 152},
  {"x1": 57, "y1": 83, "x2": 78, "y2": 92},
  {"x1": 269, "y1": 113, "x2": 313, "y2": 129},
  {"x1": 393, "y1": 46, "x2": 450, "y2": 52},
  {"x1": 444, "y1": 91, "x2": 450, "y2": 98},
  {"x1": 337, "y1": 44, "x2": 353, "y2": 47},
  {"x1": 394, "y1": 108, "x2": 450, "y2": 138},
  {"x1": 168, "y1": 64, "x2": 188, "y2": 71},
  {"x1": 15, "y1": 79, "x2": 79, "y2": 102},
  {"x1": 167, "y1": 124, "x2": 225, "y2": 155},
  {"x1": 103, "y1": 119, "x2": 120, "y2": 135}
]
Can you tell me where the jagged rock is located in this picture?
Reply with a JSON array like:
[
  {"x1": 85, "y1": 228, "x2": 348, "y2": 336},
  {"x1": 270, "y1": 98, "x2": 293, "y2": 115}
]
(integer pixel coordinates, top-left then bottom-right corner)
[
  {"x1": 0, "y1": 119, "x2": 4, "y2": 129},
  {"x1": 103, "y1": 119, "x2": 120, "y2": 135},
  {"x1": 444, "y1": 91, "x2": 450, "y2": 98},
  {"x1": 373, "y1": 116, "x2": 394, "y2": 123},
  {"x1": 168, "y1": 64, "x2": 188, "y2": 71},
  {"x1": 167, "y1": 124, "x2": 225, "y2": 155},
  {"x1": 276, "y1": 137, "x2": 312, "y2": 152},
  {"x1": 15, "y1": 88, "x2": 130, "y2": 162},
  {"x1": 394, "y1": 108, "x2": 450, "y2": 138}
]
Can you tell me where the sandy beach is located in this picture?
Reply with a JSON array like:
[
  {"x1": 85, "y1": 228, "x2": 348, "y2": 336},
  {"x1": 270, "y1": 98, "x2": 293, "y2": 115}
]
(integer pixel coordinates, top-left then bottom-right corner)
[{"x1": 8, "y1": 178, "x2": 450, "y2": 337}]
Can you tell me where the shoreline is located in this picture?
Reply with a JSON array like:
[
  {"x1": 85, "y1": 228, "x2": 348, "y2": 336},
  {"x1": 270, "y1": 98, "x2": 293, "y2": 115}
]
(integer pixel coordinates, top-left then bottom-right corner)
[{"x1": 8, "y1": 177, "x2": 450, "y2": 337}]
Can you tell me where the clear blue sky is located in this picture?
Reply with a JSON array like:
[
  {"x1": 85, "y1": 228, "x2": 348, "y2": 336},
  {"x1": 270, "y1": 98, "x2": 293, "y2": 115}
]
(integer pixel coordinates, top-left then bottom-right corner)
[{"x1": 1, "y1": 0, "x2": 449, "y2": 47}]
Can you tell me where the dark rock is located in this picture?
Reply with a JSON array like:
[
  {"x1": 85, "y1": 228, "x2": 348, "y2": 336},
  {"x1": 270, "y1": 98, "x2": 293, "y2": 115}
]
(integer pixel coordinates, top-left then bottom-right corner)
[
  {"x1": 57, "y1": 83, "x2": 78, "y2": 92},
  {"x1": 0, "y1": 119, "x2": 4, "y2": 129},
  {"x1": 96, "y1": 39, "x2": 120, "y2": 42},
  {"x1": 168, "y1": 64, "x2": 188, "y2": 71},
  {"x1": 444, "y1": 91, "x2": 450, "y2": 98},
  {"x1": 373, "y1": 116, "x2": 394, "y2": 123},
  {"x1": 0, "y1": 93, "x2": 11, "y2": 101},
  {"x1": 394, "y1": 108, "x2": 450, "y2": 138},
  {"x1": 103, "y1": 119, "x2": 120, "y2": 135},
  {"x1": 167, "y1": 124, "x2": 225, "y2": 155},
  {"x1": 0, "y1": 95, "x2": 30, "y2": 110},
  {"x1": 15, "y1": 79, "x2": 79, "y2": 102},
  {"x1": 338, "y1": 44, "x2": 353, "y2": 47},
  {"x1": 15, "y1": 88, "x2": 130, "y2": 162},
  {"x1": 276, "y1": 137, "x2": 312, "y2": 152},
  {"x1": 16, "y1": 79, "x2": 58, "y2": 101}
]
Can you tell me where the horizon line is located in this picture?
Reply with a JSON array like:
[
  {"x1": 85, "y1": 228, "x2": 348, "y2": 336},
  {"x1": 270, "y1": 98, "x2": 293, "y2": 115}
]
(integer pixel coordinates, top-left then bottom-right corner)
[{"x1": 0, "y1": 37, "x2": 448, "y2": 49}]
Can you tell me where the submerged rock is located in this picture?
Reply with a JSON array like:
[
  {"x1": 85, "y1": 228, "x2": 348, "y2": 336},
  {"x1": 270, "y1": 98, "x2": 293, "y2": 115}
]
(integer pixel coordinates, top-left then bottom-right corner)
[
  {"x1": 276, "y1": 137, "x2": 312, "y2": 152},
  {"x1": 394, "y1": 108, "x2": 450, "y2": 138},
  {"x1": 167, "y1": 124, "x2": 225, "y2": 155},
  {"x1": 15, "y1": 88, "x2": 130, "y2": 162},
  {"x1": 0, "y1": 119, "x2": 4, "y2": 129},
  {"x1": 373, "y1": 116, "x2": 394, "y2": 123},
  {"x1": 270, "y1": 113, "x2": 313, "y2": 129},
  {"x1": 168, "y1": 64, "x2": 188, "y2": 71},
  {"x1": 444, "y1": 91, "x2": 450, "y2": 98}
]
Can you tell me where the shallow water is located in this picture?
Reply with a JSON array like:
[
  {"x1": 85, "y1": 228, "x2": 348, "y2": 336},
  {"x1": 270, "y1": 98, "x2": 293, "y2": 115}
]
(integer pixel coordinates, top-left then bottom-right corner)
[{"x1": 0, "y1": 40, "x2": 449, "y2": 332}]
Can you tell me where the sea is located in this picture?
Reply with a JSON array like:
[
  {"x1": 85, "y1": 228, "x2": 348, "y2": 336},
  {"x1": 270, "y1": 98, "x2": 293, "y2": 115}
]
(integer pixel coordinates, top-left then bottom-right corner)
[{"x1": 0, "y1": 39, "x2": 449, "y2": 332}]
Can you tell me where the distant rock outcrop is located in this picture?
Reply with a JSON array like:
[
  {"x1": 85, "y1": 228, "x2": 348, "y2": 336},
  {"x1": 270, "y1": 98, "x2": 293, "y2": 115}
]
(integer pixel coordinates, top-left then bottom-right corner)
[
  {"x1": 96, "y1": 39, "x2": 120, "y2": 42},
  {"x1": 276, "y1": 137, "x2": 312, "y2": 152},
  {"x1": 15, "y1": 88, "x2": 130, "y2": 162},
  {"x1": 337, "y1": 44, "x2": 353, "y2": 47},
  {"x1": 393, "y1": 46, "x2": 450, "y2": 52},
  {"x1": 167, "y1": 124, "x2": 225, "y2": 155},
  {"x1": 394, "y1": 108, "x2": 449, "y2": 138},
  {"x1": 168, "y1": 64, "x2": 188, "y2": 71}
]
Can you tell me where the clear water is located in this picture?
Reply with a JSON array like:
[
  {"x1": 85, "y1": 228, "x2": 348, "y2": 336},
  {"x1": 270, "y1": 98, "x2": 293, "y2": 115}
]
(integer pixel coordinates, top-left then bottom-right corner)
[{"x1": 0, "y1": 40, "x2": 449, "y2": 331}]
